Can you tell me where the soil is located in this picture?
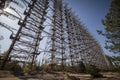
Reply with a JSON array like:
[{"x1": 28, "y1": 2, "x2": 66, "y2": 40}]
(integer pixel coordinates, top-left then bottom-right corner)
[{"x1": 0, "y1": 71, "x2": 120, "y2": 80}]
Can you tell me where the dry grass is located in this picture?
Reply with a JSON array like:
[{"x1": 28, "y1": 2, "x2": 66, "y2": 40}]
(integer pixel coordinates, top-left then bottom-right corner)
[
  {"x1": 0, "y1": 71, "x2": 120, "y2": 80},
  {"x1": 0, "y1": 78, "x2": 19, "y2": 80}
]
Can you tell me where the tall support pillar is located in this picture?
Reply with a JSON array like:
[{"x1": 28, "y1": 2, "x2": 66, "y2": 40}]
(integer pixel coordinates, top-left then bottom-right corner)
[{"x1": 1, "y1": 0, "x2": 49, "y2": 70}]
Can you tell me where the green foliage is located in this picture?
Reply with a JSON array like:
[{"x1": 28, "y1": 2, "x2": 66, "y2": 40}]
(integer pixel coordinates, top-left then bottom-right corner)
[
  {"x1": 23, "y1": 65, "x2": 31, "y2": 73},
  {"x1": 1, "y1": 51, "x2": 8, "y2": 56},
  {"x1": 97, "y1": 0, "x2": 120, "y2": 54},
  {"x1": 3, "y1": 61, "x2": 23, "y2": 76},
  {"x1": 78, "y1": 61, "x2": 86, "y2": 73},
  {"x1": 40, "y1": 64, "x2": 51, "y2": 72},
  {"x1": 106, "y1": 55, "x2": 120, "y2": 72},
  {"x1": 62, "y1": 64, "x2": 72, "y2": 72},
  {"x1": 11, "y1": 63, "x2": 23, "y2": 76},
  {"x1": 87, "y1": 65, "x2": 103, "y2": 78}
]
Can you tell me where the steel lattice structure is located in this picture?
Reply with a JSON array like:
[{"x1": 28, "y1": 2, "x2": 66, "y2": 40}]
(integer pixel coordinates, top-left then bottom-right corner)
[{"x1": 0, "y1": 0, "x2": 109, "y2": 70}]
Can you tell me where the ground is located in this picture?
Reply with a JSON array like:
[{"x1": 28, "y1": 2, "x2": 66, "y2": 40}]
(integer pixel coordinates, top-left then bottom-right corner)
[{"x1": 0, "y1": 71, "x2": 120, "y2": 80}]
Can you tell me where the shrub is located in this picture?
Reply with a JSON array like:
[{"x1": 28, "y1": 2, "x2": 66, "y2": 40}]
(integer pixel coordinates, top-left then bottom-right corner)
[
  {"x1": 23, "y1": 65, "x2": 31, "y2": 74},
  {"x1": 87, "y1": 65, "x2": 103, "y2": 78},
  {"x1": 78, "y1": 61, "x2": 86, "y2": 73}
]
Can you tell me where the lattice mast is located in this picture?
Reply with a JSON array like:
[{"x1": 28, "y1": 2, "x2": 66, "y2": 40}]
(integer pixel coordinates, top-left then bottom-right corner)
[
  {"x1": 50, "y1": 0, "x2": 66, "y2": 70},
  {"x1": 64, "y1": 5, "x2": 109, "y2": 70},
  {"x1": 1, "y1": 0, "x2": 49, "y2": 69},
  {"x1": 0, "y1": 0, "x2": 110, "y2": 70}
]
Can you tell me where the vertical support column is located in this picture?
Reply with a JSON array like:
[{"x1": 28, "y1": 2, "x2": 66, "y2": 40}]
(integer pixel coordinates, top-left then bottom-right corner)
[
  {"x1": 1, "y1": 0, "x2": 35, "y2": 69},
  {"x1": 1, "y1": 0, "x2": 49, "y2": 70}
]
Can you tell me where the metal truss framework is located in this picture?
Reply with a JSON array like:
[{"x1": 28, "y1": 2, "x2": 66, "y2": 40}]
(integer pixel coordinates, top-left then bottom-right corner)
[{"x1": 0, "y1": 0, "x2": 109, "y2": 70}]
